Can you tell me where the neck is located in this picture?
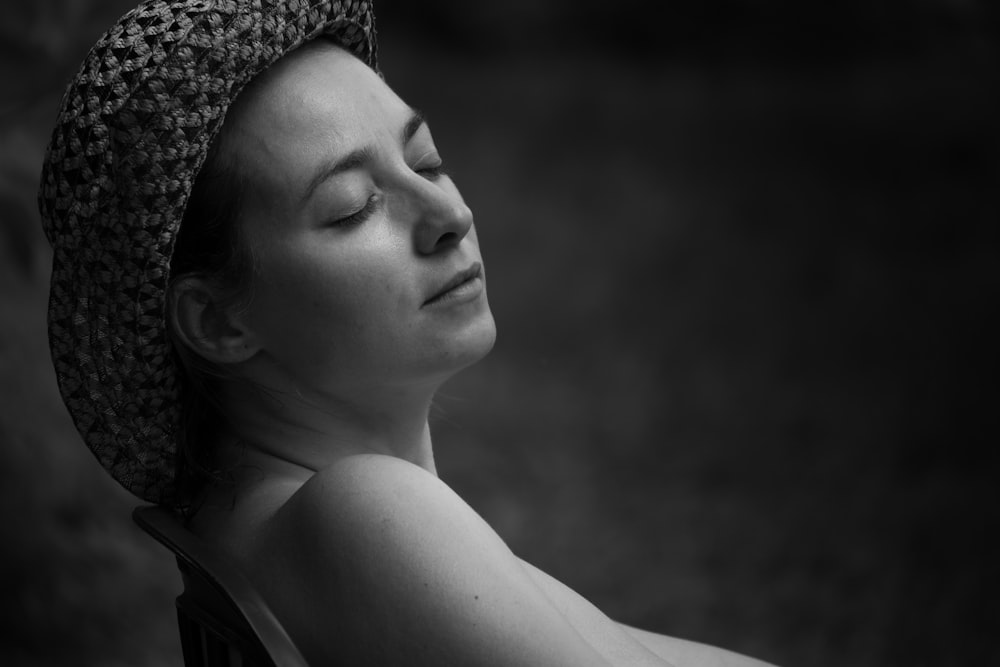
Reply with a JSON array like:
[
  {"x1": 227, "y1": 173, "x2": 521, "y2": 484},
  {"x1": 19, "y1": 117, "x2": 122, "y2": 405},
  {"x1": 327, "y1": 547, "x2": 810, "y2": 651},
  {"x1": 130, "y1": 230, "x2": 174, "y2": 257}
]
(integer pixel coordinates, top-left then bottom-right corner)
[{"x1": 217, "y1": 376, "x2": 440, "y2": 481}]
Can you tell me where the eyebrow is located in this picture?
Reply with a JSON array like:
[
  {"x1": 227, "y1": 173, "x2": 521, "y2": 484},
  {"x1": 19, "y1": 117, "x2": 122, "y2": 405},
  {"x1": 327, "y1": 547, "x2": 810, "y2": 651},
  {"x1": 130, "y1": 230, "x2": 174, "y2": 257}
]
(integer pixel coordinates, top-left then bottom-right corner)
[{"x1": 300, "y1": 109, "x2": 427, "y2": 204}]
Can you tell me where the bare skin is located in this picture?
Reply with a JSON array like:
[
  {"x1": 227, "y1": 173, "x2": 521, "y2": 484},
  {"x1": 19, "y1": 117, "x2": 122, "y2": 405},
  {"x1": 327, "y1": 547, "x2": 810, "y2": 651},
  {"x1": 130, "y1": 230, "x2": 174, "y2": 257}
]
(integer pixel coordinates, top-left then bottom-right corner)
[
  {"x1": 191, "y1": 452, "x2": 773, "y2": 666},
  {"x1": 175, "y1": 41, "x2": 777, "y2": 667}
]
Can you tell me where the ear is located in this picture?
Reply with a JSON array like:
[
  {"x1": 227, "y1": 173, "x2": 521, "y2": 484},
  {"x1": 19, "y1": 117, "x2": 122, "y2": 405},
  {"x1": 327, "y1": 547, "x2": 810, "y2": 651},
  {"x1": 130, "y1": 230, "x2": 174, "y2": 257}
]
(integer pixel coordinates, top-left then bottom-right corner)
[{"x1": 168, "y1": 276, "x2": 259, "y2": 365}]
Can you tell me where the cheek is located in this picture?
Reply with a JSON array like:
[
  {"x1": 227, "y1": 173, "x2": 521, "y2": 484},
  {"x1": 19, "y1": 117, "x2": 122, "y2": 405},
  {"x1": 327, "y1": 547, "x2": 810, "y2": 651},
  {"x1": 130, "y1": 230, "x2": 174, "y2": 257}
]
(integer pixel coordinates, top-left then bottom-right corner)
[{"x1": 249, "y1": 243, "x2": 414, "y2": 360}]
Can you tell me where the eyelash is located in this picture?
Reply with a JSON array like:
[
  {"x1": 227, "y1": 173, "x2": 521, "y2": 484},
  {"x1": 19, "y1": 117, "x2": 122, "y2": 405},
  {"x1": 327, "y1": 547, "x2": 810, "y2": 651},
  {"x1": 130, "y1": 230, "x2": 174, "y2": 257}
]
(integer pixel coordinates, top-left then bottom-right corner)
[
  {"x1": 328, "y1": 161, "x2": 446, "y2": 228},
  {"x1": 416, "y1": 161, "x2": 446, "y2": 180},
  {"x1": 331, "y1": 194, "x2": 380, "y2": 228}
]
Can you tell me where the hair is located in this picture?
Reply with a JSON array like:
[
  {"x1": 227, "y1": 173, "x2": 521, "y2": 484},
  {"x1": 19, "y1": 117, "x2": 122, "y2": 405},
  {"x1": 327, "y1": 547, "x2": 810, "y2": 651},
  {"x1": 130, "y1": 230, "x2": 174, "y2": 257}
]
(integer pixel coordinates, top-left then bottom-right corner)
[{"x1": 168, "y1": 119, "x2": 257, "y2": 507}]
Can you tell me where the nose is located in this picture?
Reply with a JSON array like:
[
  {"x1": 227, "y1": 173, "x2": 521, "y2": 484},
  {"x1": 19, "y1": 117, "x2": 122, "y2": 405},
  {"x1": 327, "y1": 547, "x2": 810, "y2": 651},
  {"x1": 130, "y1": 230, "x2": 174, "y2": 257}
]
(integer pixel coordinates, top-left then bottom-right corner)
[{"x1": 409, "y1": 179, "x2": 474, "y2": 256}]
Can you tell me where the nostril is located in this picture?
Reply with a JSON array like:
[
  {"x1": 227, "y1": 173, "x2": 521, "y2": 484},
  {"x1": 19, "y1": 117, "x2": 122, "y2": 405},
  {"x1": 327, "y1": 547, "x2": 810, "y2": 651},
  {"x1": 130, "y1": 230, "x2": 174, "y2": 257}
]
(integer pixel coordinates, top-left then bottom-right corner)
[{"x1": 436, "y1": 231, "x2": 459, "y2": 248}]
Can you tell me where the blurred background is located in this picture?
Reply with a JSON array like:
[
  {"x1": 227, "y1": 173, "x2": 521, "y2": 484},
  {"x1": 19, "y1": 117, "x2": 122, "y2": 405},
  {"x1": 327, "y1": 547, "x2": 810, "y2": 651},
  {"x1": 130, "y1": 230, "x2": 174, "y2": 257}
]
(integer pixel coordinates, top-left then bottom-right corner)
[{"x1": 1, "y1": 0, "x2": 997, "y2": 665}]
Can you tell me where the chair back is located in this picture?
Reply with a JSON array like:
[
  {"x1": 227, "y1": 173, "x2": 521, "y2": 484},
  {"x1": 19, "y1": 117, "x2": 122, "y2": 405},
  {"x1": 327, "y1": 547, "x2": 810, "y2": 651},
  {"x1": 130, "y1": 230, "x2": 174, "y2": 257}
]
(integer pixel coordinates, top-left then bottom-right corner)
[{"x1": 133, "y1": 505, "x2": 309, "y2": 667}]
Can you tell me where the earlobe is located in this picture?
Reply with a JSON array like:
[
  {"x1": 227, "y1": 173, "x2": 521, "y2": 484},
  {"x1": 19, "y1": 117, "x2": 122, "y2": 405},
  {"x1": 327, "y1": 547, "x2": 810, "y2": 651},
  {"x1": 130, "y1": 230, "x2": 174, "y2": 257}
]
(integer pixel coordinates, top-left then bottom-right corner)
[{"x1": 169, "y1": 277, "x2": 259, "y2": 365}]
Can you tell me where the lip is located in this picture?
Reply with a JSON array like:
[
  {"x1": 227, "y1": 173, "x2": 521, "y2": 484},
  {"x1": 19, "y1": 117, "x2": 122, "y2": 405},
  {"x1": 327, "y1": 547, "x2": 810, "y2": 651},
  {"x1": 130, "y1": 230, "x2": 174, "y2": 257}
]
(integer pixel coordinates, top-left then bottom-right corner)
[{"x1": 423, "y1": 262, "x2": 484, "y2": 307}]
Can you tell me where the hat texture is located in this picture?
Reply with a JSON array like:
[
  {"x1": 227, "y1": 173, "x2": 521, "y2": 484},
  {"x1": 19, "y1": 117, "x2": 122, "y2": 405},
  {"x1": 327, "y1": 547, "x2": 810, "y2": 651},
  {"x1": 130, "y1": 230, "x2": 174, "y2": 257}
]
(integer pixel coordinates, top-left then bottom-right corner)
[{"x1": 38, "y1": 0, "x2": 378, "y2": 505}]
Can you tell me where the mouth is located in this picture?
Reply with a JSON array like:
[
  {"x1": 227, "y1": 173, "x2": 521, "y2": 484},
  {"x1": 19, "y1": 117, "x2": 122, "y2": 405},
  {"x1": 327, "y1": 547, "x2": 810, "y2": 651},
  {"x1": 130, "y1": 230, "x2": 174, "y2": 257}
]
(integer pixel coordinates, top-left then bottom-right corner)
[{"x1": 423, "y1": 262, "x2": 484, "y2": 307}]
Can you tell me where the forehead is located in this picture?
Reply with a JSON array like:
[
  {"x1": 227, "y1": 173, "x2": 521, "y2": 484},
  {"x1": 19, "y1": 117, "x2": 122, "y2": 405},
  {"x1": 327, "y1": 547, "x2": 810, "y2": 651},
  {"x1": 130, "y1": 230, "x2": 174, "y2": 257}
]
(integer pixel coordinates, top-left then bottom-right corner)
[{"x1": 220, "y1": 41, "x2": 404, "y2": 196}]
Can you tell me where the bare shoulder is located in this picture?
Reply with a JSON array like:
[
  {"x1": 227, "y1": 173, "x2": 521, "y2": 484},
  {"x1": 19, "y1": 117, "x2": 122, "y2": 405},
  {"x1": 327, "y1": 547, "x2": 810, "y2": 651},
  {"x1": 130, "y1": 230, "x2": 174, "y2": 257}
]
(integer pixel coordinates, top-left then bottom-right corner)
[
  {"x1": 282, "y1": 453, "x2": 492, "y2": 546},
  {"x1": 252, "y1": 454, "x2": 624, "y2": 666},
  {"x1": 274, "y1": 454, "x2": 516, "y2": 582},
  {"x1": 235, "y1": 455, "x2": 770, "y2": 667}
]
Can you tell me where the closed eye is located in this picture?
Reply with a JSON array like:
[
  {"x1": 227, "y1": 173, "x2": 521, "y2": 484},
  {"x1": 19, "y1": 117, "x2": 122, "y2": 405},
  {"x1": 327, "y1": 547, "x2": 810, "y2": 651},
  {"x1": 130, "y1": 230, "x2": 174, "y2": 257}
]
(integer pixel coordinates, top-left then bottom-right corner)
[
  {"x1": 416, "y1": 162, "x2": 446, "y2": 180},
  {"x1": 412, "y1": 149, "x2": 446, "y2": 180},
  {"x1": 330, "y1": 193, "x2": 379, "y2": 228}
]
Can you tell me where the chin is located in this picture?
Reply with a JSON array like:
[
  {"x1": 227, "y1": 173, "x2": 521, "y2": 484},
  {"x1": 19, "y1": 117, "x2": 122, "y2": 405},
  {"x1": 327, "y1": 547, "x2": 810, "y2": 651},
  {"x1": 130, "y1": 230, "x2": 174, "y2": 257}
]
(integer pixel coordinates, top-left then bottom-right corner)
[
  {"x1": 453, "y1": 310, "x2": 497, "y2": 370},
  {"x1": 430, "y1": 309, "x2": 497, "y2": 378}
]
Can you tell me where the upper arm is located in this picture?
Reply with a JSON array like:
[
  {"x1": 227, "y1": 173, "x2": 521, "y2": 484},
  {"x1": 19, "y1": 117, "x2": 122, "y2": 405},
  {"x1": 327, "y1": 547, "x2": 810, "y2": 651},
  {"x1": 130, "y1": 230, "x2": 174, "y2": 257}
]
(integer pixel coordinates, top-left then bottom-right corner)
[{"x1": 257, "y1": 456, "x2": 627, "y2": 666}]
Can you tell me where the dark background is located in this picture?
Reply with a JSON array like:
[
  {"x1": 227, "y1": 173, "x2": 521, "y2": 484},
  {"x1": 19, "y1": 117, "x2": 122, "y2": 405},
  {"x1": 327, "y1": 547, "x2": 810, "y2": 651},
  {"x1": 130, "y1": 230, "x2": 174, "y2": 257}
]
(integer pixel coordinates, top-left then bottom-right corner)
[{"x1": 1, "y1": 1, "x2": 997, "y2": 665}]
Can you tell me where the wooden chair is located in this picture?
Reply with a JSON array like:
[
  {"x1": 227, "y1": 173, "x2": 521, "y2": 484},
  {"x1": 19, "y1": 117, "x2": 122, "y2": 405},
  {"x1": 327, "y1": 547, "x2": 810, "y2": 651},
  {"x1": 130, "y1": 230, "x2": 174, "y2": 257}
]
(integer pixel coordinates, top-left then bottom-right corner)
[{"x1": 132, "y1": 506, "x2": 308, "y2": 667}]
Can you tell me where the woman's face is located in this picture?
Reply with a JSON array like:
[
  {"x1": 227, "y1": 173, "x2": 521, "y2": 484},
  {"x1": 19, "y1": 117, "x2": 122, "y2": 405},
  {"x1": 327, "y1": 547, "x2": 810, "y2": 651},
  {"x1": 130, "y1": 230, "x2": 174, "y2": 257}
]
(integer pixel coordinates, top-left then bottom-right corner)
[{"x1": 223, "y1": 42, "x2": 495, "y2": 402}]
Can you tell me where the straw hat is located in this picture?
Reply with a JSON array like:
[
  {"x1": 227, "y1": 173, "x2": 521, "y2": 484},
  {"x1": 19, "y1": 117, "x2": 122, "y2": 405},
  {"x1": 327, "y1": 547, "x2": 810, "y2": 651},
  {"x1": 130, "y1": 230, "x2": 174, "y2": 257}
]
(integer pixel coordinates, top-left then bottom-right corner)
[{"x1": 38, "y1": 0, "x2": 378, "y2": 505}]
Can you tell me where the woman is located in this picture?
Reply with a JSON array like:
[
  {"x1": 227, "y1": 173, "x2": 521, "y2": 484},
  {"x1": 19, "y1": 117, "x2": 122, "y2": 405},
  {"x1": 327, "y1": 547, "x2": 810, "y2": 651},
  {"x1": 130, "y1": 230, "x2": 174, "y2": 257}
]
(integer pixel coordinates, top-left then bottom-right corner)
[{"x1": 40, "y1": 1, "x2": 775, "y2": 665}]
